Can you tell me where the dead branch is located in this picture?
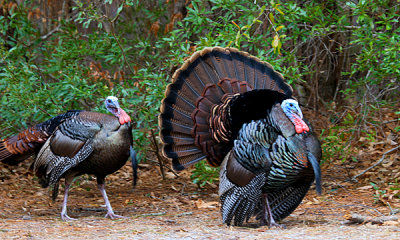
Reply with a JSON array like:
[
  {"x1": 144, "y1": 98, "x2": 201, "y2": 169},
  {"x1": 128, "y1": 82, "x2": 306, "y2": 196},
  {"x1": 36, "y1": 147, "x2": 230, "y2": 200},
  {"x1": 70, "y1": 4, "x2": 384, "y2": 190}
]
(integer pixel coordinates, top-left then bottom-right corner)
[
  {"x1": 175, "y1": 211, "x2": 192, "y2": 217},
  {"x1": 139, "y1": 212, "x2": 167, "y2": 217},
  {"x1": 351, "y1": 145, "x2": 400, "y2": 181},
  {"x1": 146, "y1": 157, "x2": 179, "y2": 178},
  {"x1": 40, "y1": 25, "x2": 62, "y2": 41},
  {"x1": 345, "y1": 213, "x2": 399, "y2": 225},
  {"x1": 150, "y1": 129, "x2": 166, "y2": 180}
]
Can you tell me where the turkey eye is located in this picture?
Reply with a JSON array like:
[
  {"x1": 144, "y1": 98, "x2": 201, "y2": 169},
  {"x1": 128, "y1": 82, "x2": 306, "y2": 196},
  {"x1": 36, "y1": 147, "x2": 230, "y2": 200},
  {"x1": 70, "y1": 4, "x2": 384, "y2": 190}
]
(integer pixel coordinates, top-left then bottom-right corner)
[{"x1": 107, "y1": 99, "x2": 112, "y2": 103}]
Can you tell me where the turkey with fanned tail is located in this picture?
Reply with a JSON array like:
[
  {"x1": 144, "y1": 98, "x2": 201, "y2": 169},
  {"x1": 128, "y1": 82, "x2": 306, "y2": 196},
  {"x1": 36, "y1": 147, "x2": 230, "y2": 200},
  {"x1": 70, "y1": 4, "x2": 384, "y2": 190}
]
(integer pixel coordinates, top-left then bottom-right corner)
[
  {"x1": 0, "y1": 96, "x2": 138, "y2": 220},
  {"x1": 159, "y1": 47, "x2": 322, "y2": 227}
]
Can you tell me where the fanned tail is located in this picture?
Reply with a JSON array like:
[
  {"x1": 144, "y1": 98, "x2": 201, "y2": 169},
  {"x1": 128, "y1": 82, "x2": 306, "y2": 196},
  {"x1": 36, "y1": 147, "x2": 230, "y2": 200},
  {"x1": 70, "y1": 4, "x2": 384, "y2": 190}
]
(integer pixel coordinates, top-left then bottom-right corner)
[{"x1": 159, "y1": 47, "x2": 293, "y2": 171}]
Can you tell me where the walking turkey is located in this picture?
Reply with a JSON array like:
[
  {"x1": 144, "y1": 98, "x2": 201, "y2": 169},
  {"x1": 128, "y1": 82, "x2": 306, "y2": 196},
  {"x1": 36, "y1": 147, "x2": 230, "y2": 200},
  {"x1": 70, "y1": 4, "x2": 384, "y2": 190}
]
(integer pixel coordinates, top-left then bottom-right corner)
[
  {"x1": 159, "y1": 47, "x2": 322, "y2": 227},
  {"x1": 0, "y1": 96, "x2": 138, "y2": 220}
]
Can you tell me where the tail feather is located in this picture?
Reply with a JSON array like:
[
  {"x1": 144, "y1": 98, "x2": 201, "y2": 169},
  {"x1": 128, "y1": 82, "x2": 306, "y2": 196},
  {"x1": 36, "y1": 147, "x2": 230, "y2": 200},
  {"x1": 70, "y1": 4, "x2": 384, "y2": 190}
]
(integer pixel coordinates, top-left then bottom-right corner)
[
  {"x1": 167, "y1": 144, "x2": 203, "y2": 158},
  {"x1": 160, "y1": 120, "x2": 193, "y2": 138},
  {"x1": 172, "y1": 153, "x2": 205, "y2": 171},
  {"x1": 0, "y1": 132, "x2": 42, "y2": 165},
  {"x1": 161, "y1": 93, "x2": 195, "y2": 121},
  {"x1": 308, "y1": 152, "x2": 322, "y2": 194},
  {"x1": 159, "y1": 47, "x2": 293, "y2": 170},
  {"x1": 51, "y1": 182, "x2": 59, "y2": 202},
  {"x1": 0, "y1": 140, "x2": 15, "y2": 163},
  {"x1": 220, "y1": 172, "x2": 266, "y2": 226},
  {"x1": 130, "y1": 146, "x2": 138, "y2": 188},
  {"x1": 231, "y1": 51, "x2": 249, "y2": 83},
  {"x1": 1, "y1": 110, "x2": 81, "y2": 165}
]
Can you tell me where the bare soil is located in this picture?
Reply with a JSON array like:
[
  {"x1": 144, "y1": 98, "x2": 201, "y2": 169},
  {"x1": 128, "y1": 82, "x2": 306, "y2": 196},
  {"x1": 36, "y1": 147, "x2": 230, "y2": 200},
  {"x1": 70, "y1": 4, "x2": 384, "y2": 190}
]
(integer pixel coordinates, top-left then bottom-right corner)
[{"x1": 0, "y1": 158, "x2": 399, "y2": 240}]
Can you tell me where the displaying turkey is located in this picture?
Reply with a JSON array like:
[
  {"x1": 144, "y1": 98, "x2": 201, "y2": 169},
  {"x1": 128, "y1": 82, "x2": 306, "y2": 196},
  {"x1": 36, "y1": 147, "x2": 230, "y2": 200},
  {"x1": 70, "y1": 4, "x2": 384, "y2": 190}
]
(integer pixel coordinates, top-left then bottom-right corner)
[
  {"x1": 159, "y1": 47, "x2": 322, "y2": 227},
  {"x1": 0, "y1": 96, "x2": 138, "y2": 220}
]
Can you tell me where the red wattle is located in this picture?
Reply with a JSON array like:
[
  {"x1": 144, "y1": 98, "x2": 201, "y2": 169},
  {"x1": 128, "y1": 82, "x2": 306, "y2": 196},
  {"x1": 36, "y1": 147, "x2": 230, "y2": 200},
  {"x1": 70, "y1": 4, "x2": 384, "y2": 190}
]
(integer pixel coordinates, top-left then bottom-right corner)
[
  {"x1": 295, "y1": 125, "x2": 303, "y2": 134},
  {"x1": 293, "y1": 117, "x2": 309, "y2": 134},
  {"x1": 118, "y1": 109, "x2": 131, "y2": 125},
  {"x1": 303, "y1": 124, "x2": 310, "y2": 132}
]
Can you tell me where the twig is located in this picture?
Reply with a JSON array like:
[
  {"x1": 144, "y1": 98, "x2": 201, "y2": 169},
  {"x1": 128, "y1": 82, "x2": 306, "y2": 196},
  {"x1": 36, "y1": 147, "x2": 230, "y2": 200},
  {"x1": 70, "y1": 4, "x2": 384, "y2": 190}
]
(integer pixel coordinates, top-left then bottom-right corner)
[
  {"x1": 146, "y1": 158, "x2": 179, "y2": 178},
  {"x1": 140, "y1": 212, "x2": 166, "y2": 217},
  {"x1": 77, "y1": 207, "x2": 106, "y2": 212},
  {"x1": 150, "y1": 130, "x2": 166, "y2": 180},
  {"x1": 37, "y1": 106, "x2": 53, "y2": 117},
  {"x1": 180, "y1": 183, "x2": 186, "y2": 195},
  {"x1": 345, "y1": 213, "x2": 398, "y2": 225},
  {"x1": 381, "y1": 119, "x2": 400, "y2": 124},
  {"x1": 351, "y1": 145, "x2": 400, "y2": 181},
  {"x1": 40, "y1": 25, "x2": 62, "y2": 41},
  {"x1": 175, "y1": 211, "x2": 192, "y2": 217}
]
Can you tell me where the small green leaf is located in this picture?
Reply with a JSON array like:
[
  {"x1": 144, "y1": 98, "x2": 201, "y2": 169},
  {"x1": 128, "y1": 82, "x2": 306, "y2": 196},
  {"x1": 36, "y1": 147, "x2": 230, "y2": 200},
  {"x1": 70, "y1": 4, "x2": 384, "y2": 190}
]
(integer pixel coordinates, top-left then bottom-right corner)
[
  {"x1": 272, "y1": 35, "x2": 281, "y2": 54},
  {"x1": 274, "y1": 5, "x2": 284, "y2": 15},
  {"x1": 232, "y1": 21, "x2": 240, "y2": 30},
  {"x1": 117, "y1": 5, "x2": 124, "y2": 14},
  {"x1": 269, "y1": 13, "x2": 275, "y2": 24},
  {"x1": 275, "y1": 25, "x2": 284, "y2": 32},
  {"x1": 258, "y1": 5, "x2": 266, "y2": 17}
]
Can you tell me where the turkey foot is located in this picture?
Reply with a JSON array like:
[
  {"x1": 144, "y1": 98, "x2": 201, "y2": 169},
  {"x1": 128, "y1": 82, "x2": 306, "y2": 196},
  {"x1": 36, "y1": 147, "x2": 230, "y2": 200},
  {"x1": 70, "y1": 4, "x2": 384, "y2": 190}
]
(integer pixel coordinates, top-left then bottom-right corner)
[
  {"x1": 260, "y1": 218, "x2": 286, "y2": 229},
  {"x1": 105, "y1": 212, "x2": 126, "y2": 219},
  {"x1": 61, "y1": 213, "x2": 76, "y2": 221}
]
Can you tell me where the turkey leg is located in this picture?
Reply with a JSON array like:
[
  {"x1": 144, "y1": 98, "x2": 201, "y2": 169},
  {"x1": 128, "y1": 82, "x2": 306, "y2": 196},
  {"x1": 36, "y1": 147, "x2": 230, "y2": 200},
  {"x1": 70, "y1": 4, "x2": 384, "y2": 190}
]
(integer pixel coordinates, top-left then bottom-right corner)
[
  {"x1": 97, "y1": 182, "x2": 125, "y2": 219},
  {"x1": 60, "y1": 180, "x2": 76, "y2": 221},
  {"x1": 261, "y1": 193, "x2": 286, "y2": 228}
]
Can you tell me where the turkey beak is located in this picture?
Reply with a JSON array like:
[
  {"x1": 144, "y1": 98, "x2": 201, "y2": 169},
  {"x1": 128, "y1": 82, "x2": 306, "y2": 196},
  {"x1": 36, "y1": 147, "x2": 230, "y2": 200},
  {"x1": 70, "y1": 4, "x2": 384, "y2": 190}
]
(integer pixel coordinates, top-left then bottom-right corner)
[
  {"x1": 295, "y1": 109, "x2": 303, "y2": 120},
  {"x1": 113, "y1": 102, "x2": 121, "y2": 114}
]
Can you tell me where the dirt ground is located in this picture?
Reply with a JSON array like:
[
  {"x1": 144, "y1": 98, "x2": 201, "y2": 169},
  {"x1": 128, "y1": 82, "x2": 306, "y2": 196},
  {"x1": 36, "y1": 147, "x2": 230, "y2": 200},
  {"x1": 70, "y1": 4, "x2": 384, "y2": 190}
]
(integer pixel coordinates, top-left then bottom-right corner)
[{"x1": 0, "y1": 158, "x2": 399, "y2": 240}]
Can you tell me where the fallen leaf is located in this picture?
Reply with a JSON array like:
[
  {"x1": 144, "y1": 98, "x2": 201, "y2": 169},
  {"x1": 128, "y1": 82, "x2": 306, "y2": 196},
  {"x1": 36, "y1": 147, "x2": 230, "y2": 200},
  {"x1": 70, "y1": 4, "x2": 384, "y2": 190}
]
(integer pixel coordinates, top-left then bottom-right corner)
[
  {"x1": 194, "y1": 199, "x2": 219, "y2": 209},
  {"x1": 165, "y1": 172, "x2": 176, "y2": 179},
  {"x1": 171, "y1": 185, "x2": 178, "y2": 192},
  {"x1": 357, "y1": 185, "x2": 373, "y2": 190},
  {"x1": 383, "y1": 220, "x2": 400, "y2": 226}
]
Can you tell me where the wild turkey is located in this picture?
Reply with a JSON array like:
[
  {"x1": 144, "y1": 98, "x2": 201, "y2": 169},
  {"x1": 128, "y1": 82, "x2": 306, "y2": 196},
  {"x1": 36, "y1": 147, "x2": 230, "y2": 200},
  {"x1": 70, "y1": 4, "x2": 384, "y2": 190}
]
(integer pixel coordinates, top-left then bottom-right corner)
[
  {"x1": 159, "y1": 47, "x2": 322, "y2": 227},
  {"x1": 0, "y1": 96, "x2": 138, "y2": 220}
]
